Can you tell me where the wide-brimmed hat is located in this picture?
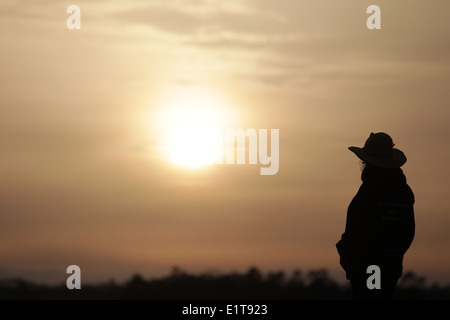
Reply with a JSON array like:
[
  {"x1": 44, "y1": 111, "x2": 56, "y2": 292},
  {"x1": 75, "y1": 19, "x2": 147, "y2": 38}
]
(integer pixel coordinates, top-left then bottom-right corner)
[{"x1": 349, "y1": 132, "x2": 407, "y2": 168}]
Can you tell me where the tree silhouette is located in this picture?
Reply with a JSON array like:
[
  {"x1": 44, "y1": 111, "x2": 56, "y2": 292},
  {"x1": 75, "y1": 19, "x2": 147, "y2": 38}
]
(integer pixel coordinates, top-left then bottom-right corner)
[{"x1": 0, "y1": 268, "x2": 449, "y2": 299}]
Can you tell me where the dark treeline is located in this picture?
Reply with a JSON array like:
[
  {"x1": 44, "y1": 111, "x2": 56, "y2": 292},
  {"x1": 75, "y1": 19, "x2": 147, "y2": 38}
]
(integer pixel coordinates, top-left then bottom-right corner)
[{"x1": 1, "y1": 267, "x2": 449, "y2": 299}]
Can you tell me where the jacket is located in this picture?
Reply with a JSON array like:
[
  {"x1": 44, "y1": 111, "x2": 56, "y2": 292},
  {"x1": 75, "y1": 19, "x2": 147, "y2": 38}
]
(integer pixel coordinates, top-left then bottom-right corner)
[{"x1": 336, "y1": 165, "x2": 415, "y2": 280}]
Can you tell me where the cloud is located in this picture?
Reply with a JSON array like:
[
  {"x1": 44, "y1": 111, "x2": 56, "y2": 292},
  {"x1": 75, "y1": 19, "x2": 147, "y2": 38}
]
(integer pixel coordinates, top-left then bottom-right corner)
[{"x1": 101, "y1": 0, "x2": 450, "y2": 88}]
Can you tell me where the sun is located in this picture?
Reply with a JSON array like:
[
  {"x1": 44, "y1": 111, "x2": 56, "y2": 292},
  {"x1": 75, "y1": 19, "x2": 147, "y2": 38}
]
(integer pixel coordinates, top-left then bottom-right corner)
[
  {"x1": 153, "y1": 88, "x2": 232, "y2": 169},
  {"x1": 164, "y1": 107, "x2": 223, "y2": 168}
]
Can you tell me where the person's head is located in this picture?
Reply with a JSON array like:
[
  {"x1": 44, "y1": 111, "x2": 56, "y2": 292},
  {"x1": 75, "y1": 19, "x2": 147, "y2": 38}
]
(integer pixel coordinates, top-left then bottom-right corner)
[
  {"x1": 349, "y1": 132, "x2": 407, "y2": 169},
  {"x1": 359, "y1": 160, "x2": 381, "y2": 172},
  {"x1": 359, "y1": 160, "x2": 367, "y2": 171}
]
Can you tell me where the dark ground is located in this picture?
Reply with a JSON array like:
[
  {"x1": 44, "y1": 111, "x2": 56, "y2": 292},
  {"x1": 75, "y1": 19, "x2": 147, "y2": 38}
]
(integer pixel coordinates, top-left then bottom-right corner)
[{"x1": 1, "y1": 267, "x2": 449, "y2": 300}]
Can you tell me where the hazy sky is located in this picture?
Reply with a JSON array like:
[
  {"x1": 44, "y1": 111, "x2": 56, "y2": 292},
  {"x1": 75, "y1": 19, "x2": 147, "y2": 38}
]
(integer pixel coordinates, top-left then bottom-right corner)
[{"x1": 1, "y1": 0, "x2": 449, "y2": 285}]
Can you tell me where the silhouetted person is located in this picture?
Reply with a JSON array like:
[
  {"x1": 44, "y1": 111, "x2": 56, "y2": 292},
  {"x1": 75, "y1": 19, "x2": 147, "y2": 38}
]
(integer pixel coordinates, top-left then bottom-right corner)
[{"x1": 336, "y1": 133, "x2": 415, "y2": 299}]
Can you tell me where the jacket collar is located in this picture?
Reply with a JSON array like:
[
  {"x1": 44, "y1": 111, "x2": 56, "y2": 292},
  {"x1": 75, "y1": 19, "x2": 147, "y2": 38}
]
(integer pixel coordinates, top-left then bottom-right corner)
[{"x1": 361, "y1": 165, "x2": 406, "y2": 185}]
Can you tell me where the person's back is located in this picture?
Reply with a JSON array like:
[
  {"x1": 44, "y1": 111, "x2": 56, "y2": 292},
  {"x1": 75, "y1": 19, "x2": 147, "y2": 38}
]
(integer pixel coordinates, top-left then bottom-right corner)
[{"x1": 336, "y1": 133, "x2": 415, "y2": 299}]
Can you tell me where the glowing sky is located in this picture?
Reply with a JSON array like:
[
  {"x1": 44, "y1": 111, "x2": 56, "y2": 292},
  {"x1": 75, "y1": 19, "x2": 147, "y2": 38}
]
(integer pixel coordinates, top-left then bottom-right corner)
[{"x1": 1, "y1": 0, "x2": 449, "y2": 284}]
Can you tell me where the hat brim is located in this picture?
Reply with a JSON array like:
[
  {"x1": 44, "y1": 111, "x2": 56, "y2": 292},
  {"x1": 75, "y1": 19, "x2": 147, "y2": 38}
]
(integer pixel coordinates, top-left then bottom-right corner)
[{"x1": 348, "y1": 146, "x2": 407, "y2": 168}]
